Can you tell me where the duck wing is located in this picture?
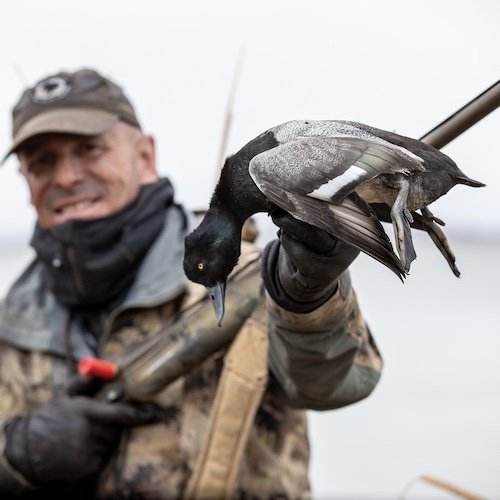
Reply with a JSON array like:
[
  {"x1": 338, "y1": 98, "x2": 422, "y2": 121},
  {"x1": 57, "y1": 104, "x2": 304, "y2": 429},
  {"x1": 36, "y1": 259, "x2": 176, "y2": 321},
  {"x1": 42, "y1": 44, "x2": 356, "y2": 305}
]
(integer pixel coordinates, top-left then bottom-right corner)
[
  {"x1": 263, "y1": 181, "x2": 405, "y2": 278},
  {"x1": 250, "y1": 135, "x2": 425, "y2": 204},
  {"x1": 249, "y1": 159, "x2": 405, "y2": 278}
]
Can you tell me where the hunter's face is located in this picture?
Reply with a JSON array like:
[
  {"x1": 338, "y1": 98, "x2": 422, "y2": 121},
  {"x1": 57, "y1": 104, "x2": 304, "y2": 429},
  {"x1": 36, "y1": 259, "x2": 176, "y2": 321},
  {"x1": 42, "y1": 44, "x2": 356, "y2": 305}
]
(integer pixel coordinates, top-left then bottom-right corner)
[{"x1": 17, "y1": 122, "x2": 158, "y2": 228}]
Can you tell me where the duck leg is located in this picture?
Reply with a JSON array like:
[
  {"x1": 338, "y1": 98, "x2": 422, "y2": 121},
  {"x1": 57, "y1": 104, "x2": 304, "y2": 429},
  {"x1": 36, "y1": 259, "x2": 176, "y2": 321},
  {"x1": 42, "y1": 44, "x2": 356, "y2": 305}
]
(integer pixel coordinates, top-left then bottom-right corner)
[
  {"x1": 369, "y1": 202, "x2": 460, "y2": 277},
  {"x1": 419, "y1": 207, "x2": 460, "y2": 277},
  {"x1": 390, "y1": 177, "x2": 416, "y2": 272}
]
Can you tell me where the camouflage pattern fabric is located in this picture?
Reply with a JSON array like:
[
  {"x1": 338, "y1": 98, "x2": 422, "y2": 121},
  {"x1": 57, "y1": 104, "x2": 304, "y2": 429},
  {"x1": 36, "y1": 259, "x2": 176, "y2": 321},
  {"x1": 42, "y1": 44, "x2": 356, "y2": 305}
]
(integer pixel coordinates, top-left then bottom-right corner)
[
  {"x1": 0, "y1": 216, "x2": 382, "y2": 498},
  {"x1": 0, "y1": 291, "x2": 310, "y2": 498}
]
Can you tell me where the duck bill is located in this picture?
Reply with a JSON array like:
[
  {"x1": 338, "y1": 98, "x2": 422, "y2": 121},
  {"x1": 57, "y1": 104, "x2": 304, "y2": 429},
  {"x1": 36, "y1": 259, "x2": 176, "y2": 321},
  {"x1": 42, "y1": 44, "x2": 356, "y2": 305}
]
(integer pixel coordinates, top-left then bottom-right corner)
[{"x1": 207, "y1": 280, "x2": 226, "y2": 327}]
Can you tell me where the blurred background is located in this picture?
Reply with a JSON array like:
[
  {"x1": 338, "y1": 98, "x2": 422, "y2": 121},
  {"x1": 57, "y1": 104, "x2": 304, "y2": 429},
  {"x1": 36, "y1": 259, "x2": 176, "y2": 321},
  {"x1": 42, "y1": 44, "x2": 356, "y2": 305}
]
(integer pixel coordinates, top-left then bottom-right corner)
[{"x1": 0, "y1": 0, "x2": 499, "y2": 498}]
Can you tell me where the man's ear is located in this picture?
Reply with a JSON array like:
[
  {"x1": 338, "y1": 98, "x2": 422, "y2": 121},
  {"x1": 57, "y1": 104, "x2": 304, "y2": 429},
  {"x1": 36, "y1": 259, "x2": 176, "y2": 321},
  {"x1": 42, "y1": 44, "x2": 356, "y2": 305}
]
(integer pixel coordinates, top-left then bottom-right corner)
[
  {"x1": 18, "y1": 161, "x2": 26, "y2": 178},
  {"x1": 137, "y1": 134, "x2": 159, "y2": 184}
]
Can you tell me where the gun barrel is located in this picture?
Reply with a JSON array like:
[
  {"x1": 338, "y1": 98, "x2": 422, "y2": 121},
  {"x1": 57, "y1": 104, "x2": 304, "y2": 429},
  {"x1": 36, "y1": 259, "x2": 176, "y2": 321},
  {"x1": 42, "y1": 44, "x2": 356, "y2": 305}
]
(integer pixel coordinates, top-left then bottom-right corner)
[
  {"x1": 100, "y1": 261, "x2": 262, "y2": 402},
  {"x1": 420, "y1": 80, "x2": 500, "y2": 149}
]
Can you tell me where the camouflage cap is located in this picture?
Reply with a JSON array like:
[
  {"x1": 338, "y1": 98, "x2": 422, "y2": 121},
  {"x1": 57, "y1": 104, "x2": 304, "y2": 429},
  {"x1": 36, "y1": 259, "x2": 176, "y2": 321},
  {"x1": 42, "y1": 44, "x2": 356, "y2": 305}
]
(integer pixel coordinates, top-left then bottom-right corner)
[{"x1": 3, "y1": 68, "x2": 141, "y2": 161}]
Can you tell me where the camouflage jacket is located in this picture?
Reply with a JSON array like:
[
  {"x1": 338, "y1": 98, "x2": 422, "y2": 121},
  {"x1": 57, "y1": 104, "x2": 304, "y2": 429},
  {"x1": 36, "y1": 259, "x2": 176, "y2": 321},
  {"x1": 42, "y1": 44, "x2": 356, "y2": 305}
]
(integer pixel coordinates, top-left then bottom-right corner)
[{"x1": 0, "y1": 206, "x2": 383, "y2": 499}]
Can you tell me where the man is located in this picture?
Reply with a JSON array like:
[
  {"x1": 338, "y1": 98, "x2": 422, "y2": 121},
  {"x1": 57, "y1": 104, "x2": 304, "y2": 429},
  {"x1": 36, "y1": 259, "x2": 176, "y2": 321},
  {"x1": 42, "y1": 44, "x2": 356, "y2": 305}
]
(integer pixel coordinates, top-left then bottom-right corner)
[{"x1": 0, "y1": 68, "x2": 382, "y2": 498}]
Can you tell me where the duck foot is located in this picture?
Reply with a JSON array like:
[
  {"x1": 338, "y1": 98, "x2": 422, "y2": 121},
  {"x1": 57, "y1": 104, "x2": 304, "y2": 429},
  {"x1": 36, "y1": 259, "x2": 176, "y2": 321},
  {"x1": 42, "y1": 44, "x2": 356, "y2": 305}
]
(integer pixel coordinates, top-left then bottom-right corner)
[
  {"x1": 390, "y1": 178, "x2": 416, "y2": 273},
  {"x1": 419, "y1": 207, "x2": 460, "y2": 277}
]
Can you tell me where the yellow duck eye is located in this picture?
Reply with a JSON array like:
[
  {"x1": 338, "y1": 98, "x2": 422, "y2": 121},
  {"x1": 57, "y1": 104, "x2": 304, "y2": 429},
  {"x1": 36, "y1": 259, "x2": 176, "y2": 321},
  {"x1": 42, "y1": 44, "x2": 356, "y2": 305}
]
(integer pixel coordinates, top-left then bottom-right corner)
[{"x1": 197, "y1": 262, "x2": 204, "y2": 270}]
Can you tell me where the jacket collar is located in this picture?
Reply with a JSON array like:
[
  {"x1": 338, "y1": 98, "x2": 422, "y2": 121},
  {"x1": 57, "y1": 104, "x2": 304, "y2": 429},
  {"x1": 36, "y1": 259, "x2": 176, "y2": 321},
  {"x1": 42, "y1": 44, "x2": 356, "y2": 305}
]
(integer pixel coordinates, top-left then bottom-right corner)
[{"x1": 0, "y1": 205, "x2": 189, "y2": 358}]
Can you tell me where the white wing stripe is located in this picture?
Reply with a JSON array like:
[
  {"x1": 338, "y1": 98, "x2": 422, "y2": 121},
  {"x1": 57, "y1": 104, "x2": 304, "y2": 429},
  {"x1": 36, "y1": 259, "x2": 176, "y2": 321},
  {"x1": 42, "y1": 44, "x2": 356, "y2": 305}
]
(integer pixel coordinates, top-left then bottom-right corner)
[{"x1": 308, "y1": 165, "x2": 367, "y2": 200}]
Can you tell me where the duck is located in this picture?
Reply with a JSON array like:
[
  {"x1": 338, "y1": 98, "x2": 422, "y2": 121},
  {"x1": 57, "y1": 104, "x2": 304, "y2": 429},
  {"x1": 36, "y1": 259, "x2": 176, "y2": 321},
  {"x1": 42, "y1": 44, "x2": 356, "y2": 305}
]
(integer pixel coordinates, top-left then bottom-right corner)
[{"x1": 183, "y1": 120, "x2": 484, "y2": 324}]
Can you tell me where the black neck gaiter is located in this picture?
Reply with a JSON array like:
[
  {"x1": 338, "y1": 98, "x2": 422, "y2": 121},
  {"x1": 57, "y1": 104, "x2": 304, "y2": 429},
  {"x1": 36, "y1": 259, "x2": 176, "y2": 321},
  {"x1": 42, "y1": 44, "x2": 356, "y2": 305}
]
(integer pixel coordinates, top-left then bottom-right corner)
[{"x1": 31, "y1": 178, "x2": 175, "y2": 309}]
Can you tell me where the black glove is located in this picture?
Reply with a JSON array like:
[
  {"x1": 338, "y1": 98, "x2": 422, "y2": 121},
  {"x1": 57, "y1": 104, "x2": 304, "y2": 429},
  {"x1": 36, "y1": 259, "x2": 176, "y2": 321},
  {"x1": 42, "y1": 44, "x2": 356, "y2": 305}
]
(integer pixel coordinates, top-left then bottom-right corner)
[
  {"x1": 262, "y1": 210, "x2": 359, "y2": 313},
  {"x1": 4, "y1": 396, "x2": 164, "y2": 485}
]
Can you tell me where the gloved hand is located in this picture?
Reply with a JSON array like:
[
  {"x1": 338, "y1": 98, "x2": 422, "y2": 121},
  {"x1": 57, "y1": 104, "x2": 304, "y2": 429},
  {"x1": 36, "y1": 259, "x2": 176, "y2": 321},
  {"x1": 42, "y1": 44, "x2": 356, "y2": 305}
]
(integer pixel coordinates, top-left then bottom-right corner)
[
  {"x1": 262, "y1": 209, "x2": 359, "y2": 313},
  {"x1": 4, "y1": 396, "x2": 164, "y2": 485}
]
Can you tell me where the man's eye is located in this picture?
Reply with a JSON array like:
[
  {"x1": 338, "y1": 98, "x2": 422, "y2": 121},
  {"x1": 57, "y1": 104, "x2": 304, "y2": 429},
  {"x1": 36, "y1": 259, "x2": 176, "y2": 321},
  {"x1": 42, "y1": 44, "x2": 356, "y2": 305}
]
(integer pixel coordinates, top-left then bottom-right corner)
[
  {"x1": 83, "y1": 143, "x2": 98, "y2": 153},
  {"x1": 26, "y1": 154, "x2": 53, "y2": 174},
  {"x1": 78, "y1": 142, "x2": 103, "y2": 156}
]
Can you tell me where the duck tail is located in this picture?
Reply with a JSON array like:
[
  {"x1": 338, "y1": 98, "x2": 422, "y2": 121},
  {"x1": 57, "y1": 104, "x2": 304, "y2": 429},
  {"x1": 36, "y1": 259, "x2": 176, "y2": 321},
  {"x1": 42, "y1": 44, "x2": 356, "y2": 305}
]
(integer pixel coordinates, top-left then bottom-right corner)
[{"x1": 456, "y1": 175, "x2": 486, "y2": 188}]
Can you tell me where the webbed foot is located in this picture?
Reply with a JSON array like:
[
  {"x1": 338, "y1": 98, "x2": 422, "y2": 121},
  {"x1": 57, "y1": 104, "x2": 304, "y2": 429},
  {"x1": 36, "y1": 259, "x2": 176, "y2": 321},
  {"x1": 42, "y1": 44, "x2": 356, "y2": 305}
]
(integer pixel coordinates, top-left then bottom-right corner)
[
  {"x1": 391, "y1": 178, "x2": 416, "y2": 273},
  {"x1": 420, "y1": 207, "x2": 460, "y2": 277}
]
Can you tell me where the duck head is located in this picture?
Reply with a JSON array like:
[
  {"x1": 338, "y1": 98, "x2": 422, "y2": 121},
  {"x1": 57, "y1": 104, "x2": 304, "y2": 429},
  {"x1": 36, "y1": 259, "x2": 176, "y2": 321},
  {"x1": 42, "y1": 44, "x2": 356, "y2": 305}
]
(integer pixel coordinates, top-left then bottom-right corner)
[{"x1": 183, "y1": 211, "x2": 242, "y2": 326}]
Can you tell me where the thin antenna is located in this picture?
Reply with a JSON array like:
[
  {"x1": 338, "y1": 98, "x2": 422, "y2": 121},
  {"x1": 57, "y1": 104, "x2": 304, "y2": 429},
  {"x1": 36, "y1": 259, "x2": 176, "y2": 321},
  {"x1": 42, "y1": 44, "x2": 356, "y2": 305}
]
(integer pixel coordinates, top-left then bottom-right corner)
[{"x1": 213, "y1": 44, "x2": 246, "y2": 186}]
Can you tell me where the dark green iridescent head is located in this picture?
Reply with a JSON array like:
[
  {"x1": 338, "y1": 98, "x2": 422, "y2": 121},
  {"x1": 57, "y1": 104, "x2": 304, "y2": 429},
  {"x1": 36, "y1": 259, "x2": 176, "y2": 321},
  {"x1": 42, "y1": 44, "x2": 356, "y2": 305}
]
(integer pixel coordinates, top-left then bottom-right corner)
[{"x1": 183, "y1": 211, "x2": 241, "y2": 288}]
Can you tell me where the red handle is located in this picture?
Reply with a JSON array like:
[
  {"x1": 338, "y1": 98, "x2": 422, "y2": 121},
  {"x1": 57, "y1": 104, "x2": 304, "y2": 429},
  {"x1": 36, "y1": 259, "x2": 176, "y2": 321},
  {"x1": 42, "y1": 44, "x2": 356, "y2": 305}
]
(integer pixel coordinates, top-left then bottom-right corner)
[{"x1": 78, "y1": 357, "x2": 118, "y2": 380}]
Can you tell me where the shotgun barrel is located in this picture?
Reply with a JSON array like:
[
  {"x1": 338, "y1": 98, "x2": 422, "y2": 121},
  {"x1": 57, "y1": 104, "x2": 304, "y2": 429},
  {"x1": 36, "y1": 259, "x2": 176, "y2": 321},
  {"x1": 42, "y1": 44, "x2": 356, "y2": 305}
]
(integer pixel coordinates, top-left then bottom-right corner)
[
  {"x1": 420, "y1": 80, "x2": 500, "y2": 148},
  {"x1": 68, "y1": 255, "x2": 262, "y2": 402},
  {"x1": 100, "y1": 258, "x2": 262, "y2": 402}
]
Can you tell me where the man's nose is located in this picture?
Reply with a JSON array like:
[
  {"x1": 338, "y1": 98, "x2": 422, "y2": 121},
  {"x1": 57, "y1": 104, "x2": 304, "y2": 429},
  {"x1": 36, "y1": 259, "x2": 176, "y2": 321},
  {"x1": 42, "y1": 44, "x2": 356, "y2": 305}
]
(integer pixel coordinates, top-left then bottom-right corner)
[{"x1": 52, "y1": 156, "x2": 84, "y2": 187}]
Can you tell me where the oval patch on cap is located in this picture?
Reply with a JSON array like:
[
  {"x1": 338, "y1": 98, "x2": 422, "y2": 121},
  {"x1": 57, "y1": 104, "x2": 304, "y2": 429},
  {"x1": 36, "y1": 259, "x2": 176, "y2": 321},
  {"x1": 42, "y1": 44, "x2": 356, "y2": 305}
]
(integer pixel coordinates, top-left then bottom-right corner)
[{"x1": 32, "y1": 76, "x2": 72, "y2": 103}]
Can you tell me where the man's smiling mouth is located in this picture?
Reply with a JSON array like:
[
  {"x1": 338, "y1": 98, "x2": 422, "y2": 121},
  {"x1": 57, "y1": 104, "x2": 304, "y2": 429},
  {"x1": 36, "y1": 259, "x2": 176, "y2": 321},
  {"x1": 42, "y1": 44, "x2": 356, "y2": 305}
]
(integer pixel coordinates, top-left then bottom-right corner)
[
  {"x1": 49, "y1": 195, "x2": 104, "y2": 221},
  {"x1": 55, "y1": 199, "x2": 96, "y2": 215}
]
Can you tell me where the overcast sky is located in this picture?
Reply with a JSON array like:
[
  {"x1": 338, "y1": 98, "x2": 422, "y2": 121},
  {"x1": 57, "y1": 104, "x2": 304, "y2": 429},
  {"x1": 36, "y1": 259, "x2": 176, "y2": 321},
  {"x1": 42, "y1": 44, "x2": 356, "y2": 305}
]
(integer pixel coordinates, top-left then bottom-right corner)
[{"x1": 0, "y1": 0, "x2": 498, "y2": 244}]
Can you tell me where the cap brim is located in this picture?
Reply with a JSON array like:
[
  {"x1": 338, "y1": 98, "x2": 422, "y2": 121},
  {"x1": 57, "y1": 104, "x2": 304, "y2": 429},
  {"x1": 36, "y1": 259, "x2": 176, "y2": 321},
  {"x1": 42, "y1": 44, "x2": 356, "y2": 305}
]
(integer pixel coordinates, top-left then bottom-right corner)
[{"x1": 2, "y1": 108, "x2": 119, "y2": 164}]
